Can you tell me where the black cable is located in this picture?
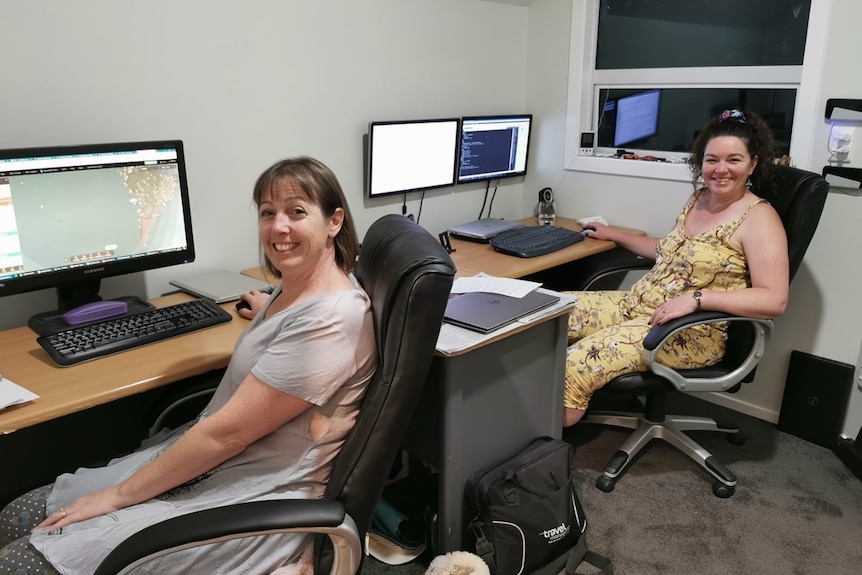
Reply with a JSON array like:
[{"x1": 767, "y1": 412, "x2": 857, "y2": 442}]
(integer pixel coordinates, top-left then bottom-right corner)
[
  {"x1": 487, "y1": 180, "x2": 499, "y2": 218},
  {"x1": 478, "y1": 180, "x2": 490, "y2": 219},
  {"x1": 416, "y1": 190, "x2": 426, "y2": 224},
  {"x1": 401, "y1": 194, "x2": 407, "y2": 216}
]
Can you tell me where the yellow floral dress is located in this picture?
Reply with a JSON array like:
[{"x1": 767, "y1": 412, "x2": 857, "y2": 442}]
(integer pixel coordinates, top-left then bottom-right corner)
[{"x1": 563, "y1": 190, "x2": 765, "y2": 411}]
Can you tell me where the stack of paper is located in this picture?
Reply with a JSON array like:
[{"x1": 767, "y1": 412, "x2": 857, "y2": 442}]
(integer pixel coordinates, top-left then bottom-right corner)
[{"x1": 0, "y1": 376, "x2": 39, "y2": 410}]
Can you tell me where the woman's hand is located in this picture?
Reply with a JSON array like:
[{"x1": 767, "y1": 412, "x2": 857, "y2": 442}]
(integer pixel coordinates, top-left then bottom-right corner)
[
  {"x1": 34, "y1": 486, "x2": 125, "y2": 533},
  {"x1": 581, "y1": 221, "x2": 614, "y2": 241},
  {"x1": 649, "y1": 294, "x2": 698, "y2": 326},
  {"x1": 236, "y1": 289, "x2": 273, "y2": 319}
]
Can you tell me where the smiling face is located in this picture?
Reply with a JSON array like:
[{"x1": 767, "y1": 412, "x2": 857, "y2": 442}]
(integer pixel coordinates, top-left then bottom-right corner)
[
  {"x1": 702, "y1": 136, "x2": 758, "y2": 199},
  {"x1": 257, "y1": 177, "x2": 344, "y2": 281}
]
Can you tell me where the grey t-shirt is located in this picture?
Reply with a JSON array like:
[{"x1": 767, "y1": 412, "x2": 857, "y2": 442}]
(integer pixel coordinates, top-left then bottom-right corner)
[{"x1": 32, "y1": 282, "x2": 377, "y2": 575}]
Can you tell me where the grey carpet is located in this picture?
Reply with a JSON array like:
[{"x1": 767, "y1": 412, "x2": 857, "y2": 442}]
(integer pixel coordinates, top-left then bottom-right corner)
[{"x1": 361, "y1": 393, "x2": 862, "y2": 575}]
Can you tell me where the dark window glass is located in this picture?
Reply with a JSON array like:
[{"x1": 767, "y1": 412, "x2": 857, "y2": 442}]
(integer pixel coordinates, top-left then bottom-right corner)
[
  {"x1": 596, "y1": 88, "x2": 796, "y2": 155},
  {"x1": 596, "y1": 0, "x2": 810, "y2": 69}
]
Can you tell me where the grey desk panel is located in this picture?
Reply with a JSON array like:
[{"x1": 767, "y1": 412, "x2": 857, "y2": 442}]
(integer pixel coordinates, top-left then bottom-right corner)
[{"x1": 404, "y1": 314, "x2": 567, "y2": 553}]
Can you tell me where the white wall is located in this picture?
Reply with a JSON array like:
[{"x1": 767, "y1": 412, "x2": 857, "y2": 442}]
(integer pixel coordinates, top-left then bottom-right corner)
[
  {"x1": 804, "y1": 0, "x2": 862, "y2": 439},
  {"x1": 527, "y1": 0, "x2": 862, "y2": 438},
  {"x1": 0, "y1": 0, "x2": 531, "y2": 330}
]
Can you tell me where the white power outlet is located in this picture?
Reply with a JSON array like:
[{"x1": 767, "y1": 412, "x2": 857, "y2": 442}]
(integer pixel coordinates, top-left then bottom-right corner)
[{"x1": 830, "y1": 126, "x2": 854, "y2": 162}]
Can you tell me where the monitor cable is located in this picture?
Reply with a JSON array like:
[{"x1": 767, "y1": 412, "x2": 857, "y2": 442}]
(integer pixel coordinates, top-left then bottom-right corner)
[
  {"x1": 478, "y1": 180, "x2": 491, "y2": 219},
  {"x1": 486, "y1": 180, "x2": 500, "y2": 218},
  {"x1": 416, "y1": 190, "x2": 425, "y2": 224}
]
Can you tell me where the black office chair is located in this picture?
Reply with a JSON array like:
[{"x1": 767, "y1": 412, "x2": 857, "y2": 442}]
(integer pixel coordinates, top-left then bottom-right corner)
[
  {"x1": 569, "y1": 166, "x2": 829, "y2": 498},
  {"x1": 93, "y1": 214, "x2": 456, "y2": 575}
]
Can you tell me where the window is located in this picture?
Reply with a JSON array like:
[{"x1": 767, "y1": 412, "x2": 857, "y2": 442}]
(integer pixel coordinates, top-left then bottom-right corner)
[{"x1": 566, "y1": 0, "x2": 817, "y2": 180}]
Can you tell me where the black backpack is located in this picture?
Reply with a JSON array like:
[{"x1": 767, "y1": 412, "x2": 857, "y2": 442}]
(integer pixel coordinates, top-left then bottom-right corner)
[{"x1": 465, "y1": 437, "x2": 612, "y2": 575}]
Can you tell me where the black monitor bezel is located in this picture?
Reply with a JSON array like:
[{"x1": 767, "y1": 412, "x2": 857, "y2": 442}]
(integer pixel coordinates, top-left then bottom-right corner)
[
  {"x1": 457, "y1": 113, "x2": 533, "y2": 184},
  {"x1": 0, "y1": 139, "x2": 195, "y2": 302},
  {"x1": 366, "y1": 118, "x2": 461, "y2": 198}
]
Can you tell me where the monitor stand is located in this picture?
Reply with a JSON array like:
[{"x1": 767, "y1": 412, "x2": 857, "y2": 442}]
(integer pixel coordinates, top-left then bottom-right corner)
[{"x1": 27, "y1": 279, "x2": 155, "y2": 337}]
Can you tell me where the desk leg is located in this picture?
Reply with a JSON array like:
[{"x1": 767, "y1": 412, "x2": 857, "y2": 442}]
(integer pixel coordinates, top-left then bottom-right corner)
[{"x1": 406, "y1": 315, "x2": 567, "y2": 553}]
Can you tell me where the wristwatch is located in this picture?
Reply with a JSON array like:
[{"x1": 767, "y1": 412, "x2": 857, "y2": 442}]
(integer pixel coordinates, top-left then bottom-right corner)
[{"x1": 692, "y1": 290, "x2": 703, "y2": 310}]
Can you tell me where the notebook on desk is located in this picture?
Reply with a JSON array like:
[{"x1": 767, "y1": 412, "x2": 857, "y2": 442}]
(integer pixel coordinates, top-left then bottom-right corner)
[{"x1": 443, "y1": 290, "x2": 561, "y2": 334}]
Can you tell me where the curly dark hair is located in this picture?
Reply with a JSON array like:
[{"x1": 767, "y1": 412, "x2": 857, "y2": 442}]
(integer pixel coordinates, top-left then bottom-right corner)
[
  {"x1": 688, "y1": 110, "x2": 778, "y2": 195},
  {"x1": 252, "y1": 156, "x2": 359, "y2": 279}
]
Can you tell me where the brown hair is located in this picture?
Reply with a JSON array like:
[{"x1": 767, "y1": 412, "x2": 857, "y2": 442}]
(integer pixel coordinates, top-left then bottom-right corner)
[
  {"x1": 252, "y1": 156, "x2": 359, "y2": 278},
  {"x1": 688, "y1": 109, "x2": 778, "y2": 195}
]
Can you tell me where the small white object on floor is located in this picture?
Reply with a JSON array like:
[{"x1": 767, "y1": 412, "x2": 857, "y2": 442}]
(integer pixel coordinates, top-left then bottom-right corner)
[{"x1": 425, "y1": 551, "x2": 490, "y2": 575}]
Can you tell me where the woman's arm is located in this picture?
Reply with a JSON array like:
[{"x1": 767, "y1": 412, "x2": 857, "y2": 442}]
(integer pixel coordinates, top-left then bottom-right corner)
[
  {"x1": 36, "y1": 375, "x2": 311, "y2": 531},
  {"x1": 702, "y1": 204, "x2": 789, "y2": 318},
  {"x1": 583, "y1": 221, "x2": 660, "y2": 259}
]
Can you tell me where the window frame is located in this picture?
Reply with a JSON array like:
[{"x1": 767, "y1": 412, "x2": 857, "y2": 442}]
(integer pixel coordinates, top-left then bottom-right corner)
[{"x1": 565, "y1": 0, "x2": 830, "y2": 181}]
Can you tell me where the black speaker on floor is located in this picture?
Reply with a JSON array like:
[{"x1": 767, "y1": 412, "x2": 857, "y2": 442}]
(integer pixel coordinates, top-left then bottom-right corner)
[{"x1": 778, "y1": 350, "x2": 854, "y2": 449}]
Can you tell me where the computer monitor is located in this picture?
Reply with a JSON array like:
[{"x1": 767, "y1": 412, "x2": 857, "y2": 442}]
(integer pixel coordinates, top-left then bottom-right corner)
[
  {"x1": 613, "y1": 90, "x2": 660, "y2": 147},
  {"x1": 457, "y1": 114, "x2": 532, "y2": 184},
  {"x1": 366, "y1": 118, "x2": 460, "y2": 198},
  {"x1": 0, "y1": 140, "x2": 195, "y2": 328}
]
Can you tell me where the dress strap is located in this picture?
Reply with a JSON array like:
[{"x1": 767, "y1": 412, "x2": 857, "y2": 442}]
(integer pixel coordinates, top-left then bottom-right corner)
[{"x1": 720, "y1": 197, "x2": 767, "y2": 238}]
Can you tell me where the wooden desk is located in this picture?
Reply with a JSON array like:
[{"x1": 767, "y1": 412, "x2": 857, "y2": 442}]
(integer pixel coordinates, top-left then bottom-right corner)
[
  {"x1": 446, "y1": 216, "x2": 643, "y2": 279},
  {"x1": 0, "y1": 293, "x2": 247, "y2": 435}
]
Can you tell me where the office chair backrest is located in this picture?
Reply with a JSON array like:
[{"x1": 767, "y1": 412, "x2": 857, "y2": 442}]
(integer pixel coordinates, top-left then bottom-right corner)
[
  {"x1": 724, "y1": 165, "x2": 829, "y2": 372},
  {"x1": 315, "y1": 214, "x2": 455, "y2": 571},
  {"x1": 756, "y1": 165, "x2": 829, "y2": 281}
]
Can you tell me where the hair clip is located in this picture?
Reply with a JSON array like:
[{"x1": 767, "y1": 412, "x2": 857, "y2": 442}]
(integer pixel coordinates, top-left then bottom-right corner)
[{"x1": 719, "y1": 109, "x2": 746, "y2": 123}]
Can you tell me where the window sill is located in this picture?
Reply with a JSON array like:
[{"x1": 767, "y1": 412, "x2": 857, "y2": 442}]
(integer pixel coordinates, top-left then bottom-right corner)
[{"x1": 566, "y1": 155, "x2": 693, "y2": 182}]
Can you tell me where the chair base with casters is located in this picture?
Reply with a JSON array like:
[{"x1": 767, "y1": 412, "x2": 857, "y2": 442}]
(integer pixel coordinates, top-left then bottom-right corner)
[
  {"x1": 567, "y1": 165, "x2": 828, "y2": 498},
  {"x1": 587, "y1": 391, "x2": 743, "y2": 498},
  {"x1": 584, "y1": 313, "x2": 773, "y2": 498}
]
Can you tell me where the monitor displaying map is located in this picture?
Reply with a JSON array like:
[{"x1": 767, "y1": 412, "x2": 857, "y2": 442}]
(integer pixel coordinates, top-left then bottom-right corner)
[{"x1": 0, "y1": 141, "x2": 195, "y2": 312}]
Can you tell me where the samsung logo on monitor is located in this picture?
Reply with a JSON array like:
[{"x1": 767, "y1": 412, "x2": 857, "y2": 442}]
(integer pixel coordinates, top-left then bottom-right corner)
[{"x1": 84, "y1": 267, "x2": 105, "y2": 274}]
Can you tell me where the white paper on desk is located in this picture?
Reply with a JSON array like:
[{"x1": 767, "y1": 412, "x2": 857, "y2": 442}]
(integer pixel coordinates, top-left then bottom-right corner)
[
  {"x1": 451, "y1": 274, "x2": 541, "y2": 298},
  {"x1": 0, "y1": 377, "x2": 39, "y2": 410},
  {"x1": 436, "y1": 289, "x2": 576, "y2": 355}
]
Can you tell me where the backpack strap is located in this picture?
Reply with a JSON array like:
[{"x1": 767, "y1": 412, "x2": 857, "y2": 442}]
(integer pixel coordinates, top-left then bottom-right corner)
[
  {"x1": 562, "y1": 538, "x2": 614, "y2": 575},
  {"x1": 470, "y1": 520, "x2": 498, "y2": 575}
]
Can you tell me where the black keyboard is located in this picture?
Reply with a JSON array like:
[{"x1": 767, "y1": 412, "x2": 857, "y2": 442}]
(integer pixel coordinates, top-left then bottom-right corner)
[
  {"x1": 490, "y1": 225, "x2": 586, "y2": 258},
  {"x1": 38, "y1": 298, "x2": 233, "y2": 367}
]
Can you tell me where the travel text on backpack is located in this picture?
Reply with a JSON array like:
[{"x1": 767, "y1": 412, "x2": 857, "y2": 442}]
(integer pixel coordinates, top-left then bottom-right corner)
[{"x1": 465, "y1": 437, "x2": 612, "y2": 575}]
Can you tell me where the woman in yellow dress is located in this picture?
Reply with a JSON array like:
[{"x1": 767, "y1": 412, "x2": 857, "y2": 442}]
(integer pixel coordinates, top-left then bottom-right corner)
[{"x1": 563, "y1": 110, "x2": 789, "y2": 427}]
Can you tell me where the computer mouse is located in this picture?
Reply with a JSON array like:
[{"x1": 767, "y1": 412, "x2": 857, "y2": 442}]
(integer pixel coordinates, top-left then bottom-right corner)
[{"x1": 235, "y1": 287, "x2": 273, "y2": 313}]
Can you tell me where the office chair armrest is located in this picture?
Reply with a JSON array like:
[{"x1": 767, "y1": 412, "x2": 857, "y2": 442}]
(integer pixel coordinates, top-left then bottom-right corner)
[
  {"x1": 575, "y1": 249, "x2": 655, "y2": 291},
  {"x1": 640, "y1": 311, "x2": 774, "y2": 393},
  {"x1": 93, "y1": 500, "x2": 361, "y2": 575}
]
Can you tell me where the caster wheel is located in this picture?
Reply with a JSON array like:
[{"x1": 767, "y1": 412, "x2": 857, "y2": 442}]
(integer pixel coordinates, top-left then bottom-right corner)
[
  {"x1": 596, "y1": 475, "x2": 616, "y2": 492},
  {"x1": 712, "y1": 482, "x2": 735, "y2": 498},
  {"x1": 727, "y1": 432, "x2": 747, "y2": 446}
]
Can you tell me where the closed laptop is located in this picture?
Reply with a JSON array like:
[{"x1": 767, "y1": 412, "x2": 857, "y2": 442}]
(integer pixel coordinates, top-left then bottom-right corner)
[
  {"x1": 170, "y1": 270, "x2": 273, "y2": 303},
  {"x1": 443, "y1": 290, "x2": 560, "y2": 333},
  {"x1": 447, "y1": 218, "x2": 525, "y2": 241}
]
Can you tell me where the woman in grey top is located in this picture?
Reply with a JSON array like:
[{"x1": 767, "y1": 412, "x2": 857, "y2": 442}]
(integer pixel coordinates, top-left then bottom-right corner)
[{"x1": 0, "y1": 157, "x2": 377, "y2": 574}]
